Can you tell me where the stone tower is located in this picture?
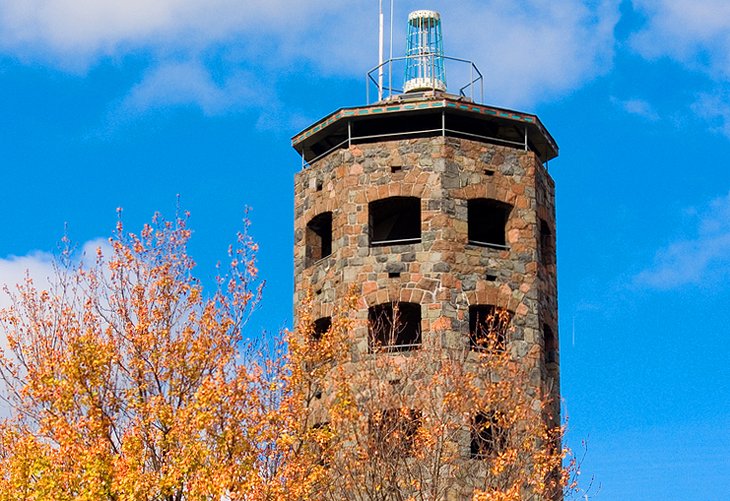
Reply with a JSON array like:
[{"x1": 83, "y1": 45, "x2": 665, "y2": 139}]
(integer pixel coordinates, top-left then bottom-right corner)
[{"x1": 292, "y1": 10, "x2": 560, "y2": 497}]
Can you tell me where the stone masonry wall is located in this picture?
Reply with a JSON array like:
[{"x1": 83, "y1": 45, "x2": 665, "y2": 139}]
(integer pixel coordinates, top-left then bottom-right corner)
[
  {"x1": 294, "y1": 136, "x2": 558, "y2": 387},
  {"x1": 293, "y1": 134, "x2": 560, "y2": 496}
]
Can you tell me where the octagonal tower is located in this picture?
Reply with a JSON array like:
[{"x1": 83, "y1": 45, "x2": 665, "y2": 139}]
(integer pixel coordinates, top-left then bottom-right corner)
[{"x1": 292, "y1": 10, "x2": 560, "y2": 497}]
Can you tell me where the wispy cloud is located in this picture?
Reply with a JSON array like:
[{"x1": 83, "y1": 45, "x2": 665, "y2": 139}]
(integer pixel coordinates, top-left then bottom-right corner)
[
  {"x1": 634, "y1": 191, "x2": 730, "y2": 289},
  {"x1": 612, "y1": 97, "x2": 660, "y2": 121},
  {"x1": 692, "y1": 91, "x2": 730, "y2": 138},
  {"x1": 631, "y1": 1, "x2": 730, "y2": 136},
  {"x1": 121, "y1": 61, "x2": 266, "y2": 116}
]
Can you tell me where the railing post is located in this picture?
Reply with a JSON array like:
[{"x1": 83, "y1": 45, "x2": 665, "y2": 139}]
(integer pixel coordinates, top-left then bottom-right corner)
[{"x1": 524, "y1": 126, "x2": 528, "y2": 151}]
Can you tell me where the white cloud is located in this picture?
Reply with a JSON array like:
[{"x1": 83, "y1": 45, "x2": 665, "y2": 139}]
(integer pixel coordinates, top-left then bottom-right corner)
[
  {"x1": 0, "y1": 252, "x2": 55, "y2": 310},
  {"x1": 634, "y1": 191, "x2": 730, "y2": 289},
  {"x1": 443, "y1": 0, "x2": 619, "y2": 107},
  {"x1": 0, "y1": 0, "x2": 620, "y2": 113},
  {"x1": 631, "y1": 0, "x2": 730, "y2": 78},
  {"x1": 0, "y1": 239, "x2": 110, "y2": 308}
]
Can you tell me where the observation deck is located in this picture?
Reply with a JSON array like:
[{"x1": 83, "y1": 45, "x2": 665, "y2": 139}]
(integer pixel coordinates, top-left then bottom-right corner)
[{"x1": 292, "y1": 91, "x2": 558, "y2": 167}]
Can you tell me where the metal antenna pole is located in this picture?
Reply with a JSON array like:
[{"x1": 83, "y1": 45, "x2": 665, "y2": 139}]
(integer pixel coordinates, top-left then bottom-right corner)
[
  {"x1": 378, "y1": 0, "x2": 384, "y2": 101},
  {"x1": 389, "y1": 0, "x2": 394, "y2": 98}
]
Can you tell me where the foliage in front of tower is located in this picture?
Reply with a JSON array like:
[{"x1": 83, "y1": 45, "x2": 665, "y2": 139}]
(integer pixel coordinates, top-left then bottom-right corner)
[
  {"x1": 0, "y1": 212, "x2": 579, "y2": 500},
  {"x1": 295, "y1": 294, "x2": 579, "y2": 500}
]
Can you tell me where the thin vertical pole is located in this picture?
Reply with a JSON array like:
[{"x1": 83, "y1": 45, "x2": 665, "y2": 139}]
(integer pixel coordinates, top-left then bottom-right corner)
[
  {"x1": 524, "y1": 126, "x2": 528, "y2": 151},
  {"x1": 378, "y1": 0, "x2": 384, "y2": 101},
  {"x1": 348, "y1": 121, "x2": 352, "y2": 148},
  {"x1": 442, "y1": 110, "x2": 446, "y2": 137},
  {"x1": 389, "y1": 0, "x2": 394, "y2": 98}
]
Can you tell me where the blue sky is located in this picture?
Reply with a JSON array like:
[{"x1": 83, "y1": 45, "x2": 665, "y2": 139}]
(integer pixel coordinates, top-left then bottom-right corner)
[{"x1": 1, "y1": 0, "x2": 729, "y2": 498}]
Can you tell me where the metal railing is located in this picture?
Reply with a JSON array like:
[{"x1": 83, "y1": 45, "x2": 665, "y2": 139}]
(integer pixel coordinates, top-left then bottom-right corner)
[
  {"x1": 370, "y1": 237, "x2": 421, "y2": 246},
  {"x1": 370, "y1": 342, "x2": 422, "y2": 354},
  {"x1": 467, "y1": 240, "x2": 510, "y2": 250},
  {"x1": 301, "y1": 116, "x2": 533, "y2": 169},
  {"x1": 367, "y1": 55, "x2": 483, "y2": 104}
]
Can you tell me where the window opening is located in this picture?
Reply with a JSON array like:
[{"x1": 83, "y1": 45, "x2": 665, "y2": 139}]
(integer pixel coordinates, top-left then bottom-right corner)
[
  {"x1": 483, "y1": 169, "x2": 495, "y2": 176},
  {"x1": 388, "y1": 272, "x2": 401, "y2": 278},
  {"x1": 391, "y1": 165, "x2": 403, "y2": 173},
  {"x1": 369, "y1": 197, "x2": 421, "y2": 246},
  {"x1": 470, "y1": 411, "x2": 506, "y2": 459},
  {"x1": 469, "y1": 305, "x2": 511, "y2": 352},
  {"x1": 540, "y1": 218, "x2": 554, "y2": 266},
  {"x1": 306, "y1": 212, "x2": 333, "y2": 266},
  {"x1": 485, "y1": 273, "x2": 498, "y2": 282},
  {"x1": 467, "y1": 198, "x2": 512, "y2": 248},
  {"x1": 543, "y1": 323, "x2": 557, "y2": 365},
  {"x1": 369, "y1": 408, "x2": 421, "y2": 456},
  {"x1": 312, "y1": 316, "x2": 332, "y2": 342},
  {"x1": 369, "y1": 302, "x2": 421, "y2": 352}
]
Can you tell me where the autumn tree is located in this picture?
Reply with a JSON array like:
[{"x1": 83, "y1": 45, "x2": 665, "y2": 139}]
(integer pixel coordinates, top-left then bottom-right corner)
[{"x1": 0, "y1": 211, "x2": 291, "y2": 500}]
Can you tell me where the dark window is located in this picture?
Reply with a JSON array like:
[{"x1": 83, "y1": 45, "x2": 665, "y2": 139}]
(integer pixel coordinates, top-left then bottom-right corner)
[
  {"x1": 469, "y1": 305, "x2": 511, "y2": 352},
  {"x1": 369, "y1": 302, "x2": 421, "y2": 352},
  {"x1": 306, "y1": 212, "x2": 333, "y2": 266},
  {"x1": 369, "y1": 408, "x2": 421, "y2": 456},
  {"x1": 369, "y1": 197, "x2": 421, "y2": 246},
  {"x1": 543, "y1": 323, "x2": 558, "y2": 365},
  {"x1": 470, "y1": 411, "x2": 506, "y2": 459},
  {"x1": 467, "y1": 198, "x2": 512, "y2": 248},
  {"x1": 539, "y1": 218, "x2": 554, "y2": 266},
  {"x1": 312, "y1": 316, "x2": 332, "y2": 342}
]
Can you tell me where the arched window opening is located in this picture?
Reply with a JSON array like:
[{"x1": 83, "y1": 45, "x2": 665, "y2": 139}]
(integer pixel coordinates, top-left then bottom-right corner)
[
  {"x1": 368, "y1": 302, "x2": 422, "y2": 352},
  {"x1": 467, "y1": 198, "x2": 512, "y2": 248},
  {"x1": 312, "y1": 316, "x2": 332, "y2": 342},
  {"x1": 539, "y1": 218, "x2": 555, "y2": 266},
  {"x1": 306, "y1": 212, "x2": 333, "y2": 266},
  {"x1": 470, "y1": 411, "x2": 506, "y2": 459},
  {"x1": 369, "y1": 408, "x2": 422, "y2": 457},
  {"x1": 369, "y1": 197, "x2": 421, "y2": 246},
  {"x1": 469, "y1": 305, "x2": 511, "y2": 352}
]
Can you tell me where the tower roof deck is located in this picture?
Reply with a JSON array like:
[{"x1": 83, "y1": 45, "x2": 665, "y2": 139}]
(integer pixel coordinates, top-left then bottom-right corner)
[{"x1": 291, "y1": 92, "x2": 558, "y2": 166}]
